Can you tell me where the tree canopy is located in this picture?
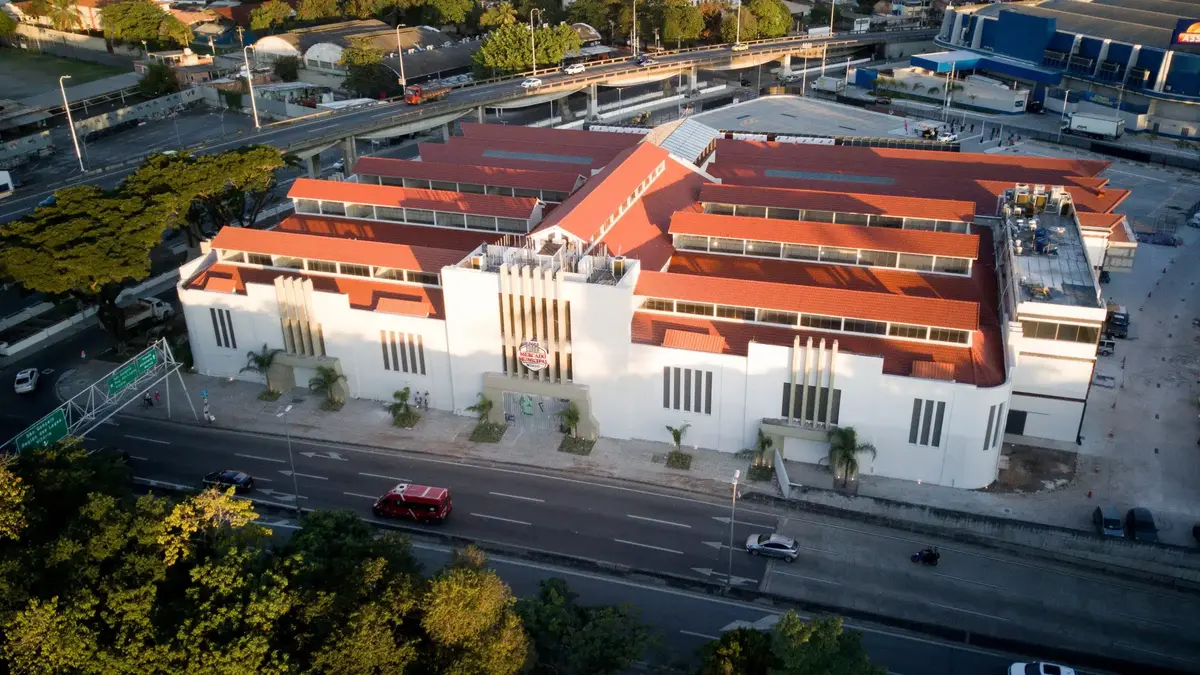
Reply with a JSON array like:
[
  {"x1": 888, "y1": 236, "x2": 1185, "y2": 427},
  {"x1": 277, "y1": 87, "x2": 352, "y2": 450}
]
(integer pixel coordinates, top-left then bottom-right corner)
[
  {"x1": 696, "y1": 612, "x2": 886, "y2": 675},
  {"x1": 273, "y1": 54, "x2": 301, "y2": 81},
  {"x1": 721, "y1": 5, "x2": 759, "y2": 42},
  {"x1": 472, "y1": 22, "x2": 581, "y2": 77},
  {"x1": 249, "y1": 0, "x2": 292, "y2": 32},
  {"x1": 659, "y1": 0, "x2": 705, "y2": 47},
  {"x1": 340, "y1": 35, "x2": 401, "y2": 99},
  {"x1": 747, "y1": 0, "x2": 790, "y2": 38},
  {"x1": 0, "y1": 8, "x2": 18, "y2": 37},
  {"x1": 295, "y1": 0, "x2": 339, "y2": 21},
  {"x1": 480, "y1": 0, "x2": 518, "y2": 27},
  {"x1": 101, "y1": 0, "x2": 189, "y2": 45},
  {"x1": 138, "y1": 61, "x2": 180, "y2": 97}
]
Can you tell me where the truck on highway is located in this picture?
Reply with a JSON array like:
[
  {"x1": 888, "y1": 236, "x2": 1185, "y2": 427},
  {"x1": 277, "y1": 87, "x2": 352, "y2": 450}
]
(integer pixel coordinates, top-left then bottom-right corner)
[
  {"x1": 1106, "y1": 303, "x2": 1129, "y2": 339},
  {"x1": 811, "y1": 76, "x2": 844, "y2": 94},
  {"x1": 1063, "y1": 112, "x2": 1124, "y2": 140},
  {"x1": 122, "y1": 297, "x2": 174, "y2": 330},
  {"x1": 0, "y1": 170, "x2": 13, "y2": 200},
  {"x1": 404, "y1": 84, "x2": 451, "y2": 105}
]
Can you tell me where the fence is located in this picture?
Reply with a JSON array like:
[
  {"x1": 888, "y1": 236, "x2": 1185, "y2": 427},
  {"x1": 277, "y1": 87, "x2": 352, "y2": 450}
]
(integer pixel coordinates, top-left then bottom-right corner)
[
  {"x1": 74, "y1": 87, "x2": 203, "y2": 136},
  {"x1": 0, "y1": 131, "x2": 52, "y2": 168},
  {"x1": 15, "y1": 24, "x2": 139, "y2": 67}
]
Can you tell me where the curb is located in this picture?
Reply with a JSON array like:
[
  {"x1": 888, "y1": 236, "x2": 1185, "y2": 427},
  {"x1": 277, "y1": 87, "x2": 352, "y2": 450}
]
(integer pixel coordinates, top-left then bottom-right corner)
[
  {"x1": 743, "y1": 492, "x2": 1200, "y2": 595},
  {"x1": 132, "y1": 480, "x2": 1193, "y2": 675}
]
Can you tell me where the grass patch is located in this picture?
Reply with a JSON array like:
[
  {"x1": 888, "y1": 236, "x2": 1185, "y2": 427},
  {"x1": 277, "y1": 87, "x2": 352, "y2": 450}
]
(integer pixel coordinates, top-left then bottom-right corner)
[
  {"x1": 557, "y1": 435, "x2": 594, "y2": 456},
  {"x1": 0, "y1": 50, "x2": 126, "y2": 99},
  {"x1": 258, "y1": 390, "x2": 282, "y2": 402},
  {"x1": 319, "y1": 399, "x2": 344, "y2": 412},
  {"x1": 392, "y1": 409, "x2": 421, "y2": 429},
  {"x1": 470, "y1": 421, "x2": 507, "y2": 443},
  {"x1": 666, "y1": 449, "x2": 692, "y2": 470},
  {"x1": 747, "y1": 464, "x2": 775, "y2": 482}
]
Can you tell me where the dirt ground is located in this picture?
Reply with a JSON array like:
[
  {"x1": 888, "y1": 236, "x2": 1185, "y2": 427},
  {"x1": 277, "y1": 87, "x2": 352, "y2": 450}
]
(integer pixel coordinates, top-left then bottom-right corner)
[{"x1": 992, "y1": 444, "x2": 1078, "y2": 494}]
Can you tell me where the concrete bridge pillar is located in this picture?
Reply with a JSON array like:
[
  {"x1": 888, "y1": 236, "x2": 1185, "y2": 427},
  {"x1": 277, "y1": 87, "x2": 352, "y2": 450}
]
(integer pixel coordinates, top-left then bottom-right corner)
[
  {"x1": 688, "y1": 65, "x2": 698, "y2": 93},
  {"x1": 341, "y1": 137, "x2": 356, "y2": 175},
  {"x1": 780, "y1": 53, "x2": 792, "y2": 77},
  {"x1": 441, "y1": 122, "x2": 452, "y2": 142},
  {"x1": 305, "y1": 155, "x2": 319, "y2": 179},
  {"x1": 588, "y1": 83, "x2": 598, "y2": 119},
  {"x1": 476, "y1": 105, "x2": 485, "y2": 123}
]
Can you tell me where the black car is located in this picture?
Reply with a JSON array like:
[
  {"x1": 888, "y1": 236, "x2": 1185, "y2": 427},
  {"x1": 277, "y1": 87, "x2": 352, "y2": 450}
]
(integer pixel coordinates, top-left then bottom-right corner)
[
  {"x1": 1125, "y1": 507, "x2": 1158, "y2": 543},
  {"x1": 204, "y1": 470, "x2": 255, "y2": 493}
]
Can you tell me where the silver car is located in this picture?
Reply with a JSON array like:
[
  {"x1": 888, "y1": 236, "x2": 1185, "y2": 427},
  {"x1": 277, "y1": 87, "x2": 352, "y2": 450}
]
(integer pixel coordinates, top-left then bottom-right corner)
[{"x1": 745, "y1": 534, "x2": 799, "y2": 562}]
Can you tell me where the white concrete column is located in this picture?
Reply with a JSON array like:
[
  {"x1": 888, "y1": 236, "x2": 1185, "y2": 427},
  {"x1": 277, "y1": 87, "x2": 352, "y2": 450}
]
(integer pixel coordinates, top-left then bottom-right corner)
[
  {"x1": 824, "y1": 341, "x2": 838, "y2": 425},
  {"x1": 1124, "y1": 45, "x2": 1141, "y2": 86},
  {"x1": 304, "y1": 154, "x2": 318, "y2": 179},
  {"x1": 1093, "y1": 39, "x2": 1111, "y2": 79},
  {"x1": 341, "y1": 137, "x2": 356, "y2": 175},
  {"x1": 970, "y1": 18, "x2": 984, "y2": 50},
  {"x1": 787, "y1": 336, "x2": 800, "y2": 423},
  {"x1": 688, "y1": 65, "x2": 698, "y2": 92},
  {"x1": 1153, "y1": 50, "x2": 1173, "y2": 92},
  {"x1": 951, "y1": 12, "x2": 965, "y2": 46},
  {"x1": 587, "y1": 83, "x2": 598, "y2": 119},
  {"x1": 780, "y1": 53, "x2": 792, "y2": 77},
  {"x1": 476, "y1": 105, "x2": 485, "y2": 123},
  {"x1": 799, "y1": 337, "x2": 812, "y2": 424},
  {"x1": 441, "y1": 122, "x2": 451, "y2": 142}
]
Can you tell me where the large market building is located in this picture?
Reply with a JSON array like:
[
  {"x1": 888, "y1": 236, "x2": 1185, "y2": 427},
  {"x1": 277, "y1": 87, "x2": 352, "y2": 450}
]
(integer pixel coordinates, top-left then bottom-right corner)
[{"x1": 176, "y1": 122, "x2": 1137, "y2": 490}]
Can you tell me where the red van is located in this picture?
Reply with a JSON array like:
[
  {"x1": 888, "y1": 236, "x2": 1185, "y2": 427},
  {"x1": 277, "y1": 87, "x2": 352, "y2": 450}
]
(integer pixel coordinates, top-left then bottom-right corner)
[{"x1": 372, "y1": 483, "x2": 452, "y2": 523}]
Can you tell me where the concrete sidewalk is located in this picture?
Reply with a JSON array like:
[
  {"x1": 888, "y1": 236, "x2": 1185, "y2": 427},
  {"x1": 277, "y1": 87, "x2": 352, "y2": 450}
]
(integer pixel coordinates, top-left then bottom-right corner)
[{"x1": 55, "y1": 364, "x2": 750, "y2": 499}]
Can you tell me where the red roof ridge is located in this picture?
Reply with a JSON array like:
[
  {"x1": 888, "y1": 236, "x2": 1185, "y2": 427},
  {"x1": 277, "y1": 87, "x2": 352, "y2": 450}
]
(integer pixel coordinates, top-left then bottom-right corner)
[
  {"x1": 287, "y1": 178, "x2": 539, "y2": 219},
  {"x1": 699, "y1": 183, "x2": 975, "y2": 223},
  {"x1": 353, "y1": 157, "x2": 582, "y2": 193},
  {"x1": 209, "y1": 226, "x2": 466, "y2": 273}
]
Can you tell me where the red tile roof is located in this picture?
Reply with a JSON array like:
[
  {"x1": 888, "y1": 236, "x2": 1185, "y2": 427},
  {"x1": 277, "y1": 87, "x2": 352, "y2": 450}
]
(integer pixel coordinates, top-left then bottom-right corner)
[
  {"x1": 458, "y1": 122, "x2": 644, "y2": 150},
  {"x1": 287, "y1": 178, "x2": 538, "y2": 219},
  {"x1": 277, "y1": 214, "x2": 500, "y2": 250},
  {"x1": 1077, "y1": 212, "x2": 1135, "y2": 245},
  {"x1": 418, "y1": 137, "x2": 621, "y2": 171},
  {"x1": 699, "y1": 183, "x2": 976, "y2": 223},
  {"x1": 713, "y1": 140, "x2": 1111, "y2": 178},
  {"x1": 630, "y1": 313, "x2": 1004, "y2": 386},
  {"x1": 353, "y1": 157, "x2": 582, "y2": 193},
  {"x1": 534, "y1": 143, "x2": 708, "y2": 270},
  {"x1": 636, "y1": 268, "x2": 979, "y2": 330},
  {"x1": 210, "y1": 227, "x2": 465, "y2": 274},
  {"x1": 709, "y1": 165, "x2": 1129, "y2": 215},
  {"x1": 667, "y1": 212, "x2": 979, "y2": 259},
  {"x1": 186, "y1": 264, "x2": 445, "y2": 319}
]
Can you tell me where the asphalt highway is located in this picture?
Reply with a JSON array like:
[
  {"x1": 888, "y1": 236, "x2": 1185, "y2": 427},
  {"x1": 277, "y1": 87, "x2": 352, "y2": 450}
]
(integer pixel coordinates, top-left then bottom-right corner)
[{"x1": 15, "y1": 410, "x2": 1188, "y2": 674}]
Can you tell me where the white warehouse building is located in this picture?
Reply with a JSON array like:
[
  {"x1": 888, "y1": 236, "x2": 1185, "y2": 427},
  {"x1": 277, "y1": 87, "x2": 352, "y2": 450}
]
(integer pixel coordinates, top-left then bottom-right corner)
[{"x1": 177, "y1": 123, "x2": 1136, "y2": 490}]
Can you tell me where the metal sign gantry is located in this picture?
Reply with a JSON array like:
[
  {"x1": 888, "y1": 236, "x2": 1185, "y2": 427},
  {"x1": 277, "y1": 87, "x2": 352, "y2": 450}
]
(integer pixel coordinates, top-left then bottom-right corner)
[{"x1": 2, "y1": 338, "x2": 198, "y2": 453}]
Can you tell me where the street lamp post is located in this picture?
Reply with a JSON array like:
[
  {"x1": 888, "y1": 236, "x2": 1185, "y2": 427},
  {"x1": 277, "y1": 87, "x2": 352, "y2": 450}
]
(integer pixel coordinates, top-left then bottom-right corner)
[
  {"x1": 394, "y1": 25, "x2": 407, "y2": 89},
  {"x1": 726, "y1": 469, "x2": 740, "y2": 591},
  {"x1": 735, "y1": 0, "x2": 742, "y2": 44},
  {"x1": 529, "y1": 8, "x2": 542, "y2": 76},
  {"x1": 58, "y1": 75, "x2": 84, "y2": 173},
  {"x1": 243, "y1": 45, "x2": 260, "y2": 129},
  {"x1": 1057, "y1": 87, "x2": 1070, "y2": 143},
  {"x1": 276, "y1": 404, "x2": 301, "y2": 512},
  {"x1": 631, "y1": 0, "x2": 637, "y2": 57}
]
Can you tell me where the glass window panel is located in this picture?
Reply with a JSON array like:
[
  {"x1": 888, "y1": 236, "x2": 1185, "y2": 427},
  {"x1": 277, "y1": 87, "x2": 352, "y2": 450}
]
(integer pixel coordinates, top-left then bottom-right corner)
[
  {"x1": 485, "y1": 185, "x2": 514, "y2": 196},
  {"x1": 803, "y1": 210, "x2": 834, "y2": 223},
  {"x1": 497, "y1": 218, "x2": 528, "y2": 233},
  {"x1": 888, "y1": 323, "x2": 929, "y2": 339},
  {"x1": 858, "y1": 250, "x2": 899, "y2": 268},
  {"x1": 296, "y1": 198, "x2": 320, "y2": 214},
  {"x1": 642, "y1": 298, "x2": 674, "y2": 311},
  {"x1": 904, "y1": 218, "x2": 937, "y2": 231},
  {"x1": 676, "y1": 302, "x2": 715, "y2": 317},
  {"x1": 930, "y1": 328, "x2": 970, "y2": 344},
  {"x1": 933, "y1": 257, "x2": 971, "y2": 274},
  {"x1": 800, "y1": 314, "x2": 842, "y2": 330},
  {"x1": 835, "y1": 212, "x2": 869, "y2": 225},
  {"x1": 430, "y1": 180, "x2": 457, "y2": 191},
  {"x1": 705, "y1": 203, "x2": 735, "y2": 215},
  {"x1": 746, "y1": 240, "x2": 782, "y2": 257},
  {"x1": 820, "y1": 247, "x2": 859, "y2": 264},
  {"x1": 376, "y1": 206, "x2": 405, "y2": 221},
  {"x1": 458, "y1": 182, "x2": 485, "y2": 194},
  {"x1": 513, "y1": 188, "x2": 540, "y2": 198},
  {"x1": 306, "y1": 260, "x2": 336, "y2": 273},
  {"x1": 436, "y1": 211, "x2": 466, "y2": 226},
  {"x1": 734, "y1": 205, "x2": 767, "y2": 218},
  {"x1": 767, "y1": 207, "x2": 800, "y2": 220},
  {"x1": 716, "y1": 305, "x2": 755, "y2": 320},
  {"x1": 1077, "y1": 326, "x2": 1099, "y2": 344},
  {"x1": 542, "y1": 191, "x2": 568, "y2": 202},
  {"x1": 1057, "y1": 324, "x2": 1080, "y2": 342},
  {"x1": 674, "y1": 234, "x2": 709, "y2": 251},
  {"x1": 843, "y1": 319, "x2": 887, "y2": 335},
  {"x1": 347, "y1": 204, "x2": 374, "y2": 219},
  {"x1": 758, "y1": 310, "x2": 798, "y2": 326},
  {"x1": 783, "y1": 244, "x2": 820, "y2": 261},
  {"x1": 247, "y1": 253, "x2": 272, "y2": 266},
  {"x1": 319, "y1": 201, "x2": 345, "y2": 216},
  {"x1": 273, "y1": 256, "x2": 303, "y2": 269},
  {"x1": 872, "y1": 215, "x2": 905, "y2": 228},
  {"x1": 403, "y1": 178, "x2": 431, "y2": 189},
  {"x1": 406, "y1": 208, "x2": 435, "y2": 224},
  {"x1": 909, "y1": 399, "x2": 922, "y2": 443},
  {"x1": 709, "y1": 237, "x2": 745, "y2": 254},
  {"x1": 465, "y1": 214, "x2": 495, "y2": 230},
  {"x1": 340, "y1": 263, "x2": 370, "y2": 277},
  {"x1": 897, "y1": 253, "x2": 935, "y2": 271}
]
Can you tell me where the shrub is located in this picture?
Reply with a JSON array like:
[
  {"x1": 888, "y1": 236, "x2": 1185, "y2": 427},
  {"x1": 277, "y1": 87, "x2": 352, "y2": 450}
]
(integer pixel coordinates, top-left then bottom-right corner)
[
  {"x1": 666, "y1": 449, "x2": 692, "y2": 470},
  {"x1": 470, "y1": 421, "x2": 506, "y2": 443},
  {"x1": 557, "y1": 435, "x2": 594, "y2": 455},
  {"x1": 257, "y1": 390, "x2": 282, "y2": 402}
]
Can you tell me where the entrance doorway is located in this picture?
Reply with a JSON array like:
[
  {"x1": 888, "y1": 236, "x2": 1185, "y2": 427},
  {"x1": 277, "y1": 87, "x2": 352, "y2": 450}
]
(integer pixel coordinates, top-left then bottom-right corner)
[
  {"x1": 502, "y1": 392, "x2": 567, "y2": 433},
  {"x1": 1005, "y1": 410, "x2": 1028, "y2": 436}
]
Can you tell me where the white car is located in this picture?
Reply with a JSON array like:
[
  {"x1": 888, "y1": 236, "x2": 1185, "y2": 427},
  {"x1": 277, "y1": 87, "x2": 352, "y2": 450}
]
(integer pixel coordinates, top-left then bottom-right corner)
[
  {"x1": 521, "y1": 77, "x2": 542, "y2": 89},
  {"x1": 1009, "y1": 662, "x2": 1075, "y2": 675},
  {"x1": 937, "y1": 133, "x2": 959, "y2": 142},
  {"x1": 731, "y1": 42, "x2": 749, "y2": 52},
  {"x1": 14, "y1": 368, "x2": 38, "y2": 394},
  {"x1": 563, "y1": 63, "x2": 585, "y2": 74}
]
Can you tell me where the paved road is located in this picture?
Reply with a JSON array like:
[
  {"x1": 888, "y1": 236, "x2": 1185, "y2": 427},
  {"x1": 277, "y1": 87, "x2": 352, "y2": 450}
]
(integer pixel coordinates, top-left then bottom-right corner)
[{"x1": 5, "y1": 406, "x2": 1186, "y2": 674}]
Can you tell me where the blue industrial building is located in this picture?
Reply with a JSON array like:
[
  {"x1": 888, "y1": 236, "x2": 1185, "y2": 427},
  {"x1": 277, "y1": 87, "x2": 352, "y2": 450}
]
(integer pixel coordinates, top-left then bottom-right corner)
[{"x1": 934, "y1": 0, "x2": 1200, "y2": 138}]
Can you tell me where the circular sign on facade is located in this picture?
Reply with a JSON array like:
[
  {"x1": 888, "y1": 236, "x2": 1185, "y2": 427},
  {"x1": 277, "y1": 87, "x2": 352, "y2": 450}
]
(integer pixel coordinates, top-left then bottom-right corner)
[{"x1": 517, "y1": 339, "x2": 549, "y2": 371}]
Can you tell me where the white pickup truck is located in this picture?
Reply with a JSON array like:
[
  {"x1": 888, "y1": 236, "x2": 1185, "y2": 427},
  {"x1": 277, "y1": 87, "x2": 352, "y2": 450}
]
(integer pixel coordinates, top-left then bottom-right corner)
[{"x1": 123, "y1": 297, "x2": 174, "y2": 330}]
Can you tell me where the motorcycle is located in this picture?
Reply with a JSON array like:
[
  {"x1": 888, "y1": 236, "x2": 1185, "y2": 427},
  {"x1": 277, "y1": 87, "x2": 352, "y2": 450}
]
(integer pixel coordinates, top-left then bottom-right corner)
[{"x1": 910, "y1": 547, "x2": 940, "y2": 567}]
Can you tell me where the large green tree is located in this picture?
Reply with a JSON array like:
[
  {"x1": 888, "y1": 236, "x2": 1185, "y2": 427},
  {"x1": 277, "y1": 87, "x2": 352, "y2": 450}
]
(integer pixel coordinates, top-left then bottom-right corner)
[
  {"x1": 659, "y1": 0, "x2": 704, "y2": 47},
  {"x1": 0, "y1": 9, "x2": 18, "y2": 38},
  {"x1": 273, "y1": 54, "x2": 301, "y2": 81},
  {"x1": 45, "y1": 0, "x2": 81, "y2": 32},
  {"x1": 138, "y1": 61, "x2": 180, "y2": 97},
  {"x1": 695, "y1": 612, "x2": 886, "y2": 675},
  {"x1": 480, "y1": 0, "x2": 518, "y2": 27},
  {"x1": 472, "y1": 22, "x2": 581, "y2": 76},
  {"x1": 101, "y1": 0, "x2": 169, "y2": 43},
  {"x1": 340, "y1": 35, "x2": 401, "y2": 98},
  {"x1": 517, "y1": 577, "x2": 652, "y2": 675},
  {"x1": 159, "y1": 14, "x2": 193, "y2": 46},
  {"x1": 0, "y1": 185, "x2": 161, "y2": 342},
  {"x1": 567, "y1": 0, "x2": 617, "y2": 39},
  {"x1": 296, "y1": 0, "x2": 339, "y2": 21},
  {"x1": 748, "y1": 0, "x2": 790, "y2": 38},
  {"x1": 721, "y1": 4, "x2": 758, "y2": 42},
  {"x1": 423, "y1": 0, "x2": 472, "y2": 25},
  {"x1": 698, "y1": 626, "x2": 777, "y2": 675},
  {"x1": 249, "y1": 0, "x2": 292, "y2": 32}
]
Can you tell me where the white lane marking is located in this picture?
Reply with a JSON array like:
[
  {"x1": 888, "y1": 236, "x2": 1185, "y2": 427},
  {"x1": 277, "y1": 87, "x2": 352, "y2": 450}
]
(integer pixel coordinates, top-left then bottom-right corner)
[
  {"x1": 928, "y1": 602, "x2": 1008, "y2": 622},
  {"x1": 1115, "y1": 642, "x2": 1192, "y2": 662},
  {"x1": 129, "y1": 455, "x2": 148, "y2": 461},
  {"x1": 679, "y1": 630, "x2": 719, "y2": 640},
  {"x1": 628, "y1": 514, "x2": 691, "y2": 528},
  {"x1": 773, "y1": 570, "x2": 842, "y2": 586},
  {"x1": 133, "y1": 477, "x2": 193, "y2": 491},
  {"x1": 471, "y1": 513, "x2": 532, "y2": 526},
  {"x1": 1106, "y1": 168, "x2": 1167, "y2": 182},
  {"x1": 613, "y1": 538, "x2": 684, "y2": 555},
  {"x1": 359, "y1": 472, "x2": 411, "y2": 482},
  {"x1": 796, "y1": 545, "x2": 834, "y2": 555},
  {"x1": 931, "y1": 573, "x2": 1005, "y2": 590},
  {"x1": 255, "y1": 520, "x2": 302, "y2": 530},
  {"x1": 236, "y1": 453, "x2": 286, "y2": 463},
  {"x1": 280, "y1": 470, "x2": 327, "y2": 480},
  {"x1": 254, "y1": 477, "x2": 274, "y2": 482},
  {"x1": 1112, "y1": 612, "x2": 1184, "y2": 631},
  {"x1": 125, "y1": 435, "x2": 169, "y2": 445},
  {"x1": 344, "y1": 492, "x2": 379, "y2": 500},
  {"x1": 489, "y1": 491, "x2": 545, "y2": 503},
  {"x1": 712, "y1": 516, "x2": 776, "y2": 529}
]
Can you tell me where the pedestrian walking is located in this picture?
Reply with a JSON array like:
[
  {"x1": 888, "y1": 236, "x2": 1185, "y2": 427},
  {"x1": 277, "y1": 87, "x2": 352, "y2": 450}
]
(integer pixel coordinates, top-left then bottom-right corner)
[
  {"x1": 970, "y1": 123, "x2": 975, "y2": 132},
  {"x1": 154, "y1": 391, "x2": 161, "y2": 404}
]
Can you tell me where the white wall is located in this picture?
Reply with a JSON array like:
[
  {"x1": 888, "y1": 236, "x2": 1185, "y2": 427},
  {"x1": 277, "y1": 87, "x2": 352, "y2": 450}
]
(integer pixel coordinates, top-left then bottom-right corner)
[
  {"x1": 1008, "y1": 393, "x2": 1082, "y2": 442},
  {"x1": 1010, "y1": 352, "x2": 1093, "y2": 400},
  {"x1": 441, "y1": 264, "x2": 504, "y2": 414}
]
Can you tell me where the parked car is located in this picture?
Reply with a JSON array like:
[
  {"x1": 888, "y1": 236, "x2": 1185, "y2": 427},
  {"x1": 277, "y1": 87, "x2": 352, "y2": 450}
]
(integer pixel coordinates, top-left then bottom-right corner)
[
  {"x1": 521, "y1": 77, "x2": 543, "y2": 89},
  {"x1": 1125, "y1": 507, "x2": 1159, "y2": 543},
  {"x1": 372, "y1": 483, "x2": 453, "y2": 523},
  {"x1": 13, "y1": 368, "x2": 38, "y2": 394},
  {"x1": 937, "y1": 133, "x2": 959, "y2": 143},
  {"x1": 731, "y1": 42, "x2": 749, "y2": 52},
  {"x1": 745, "y1": 533, "x2": 799, "y2": 562},
  {"x1": 203, "y1": 470, "x2": 255, "y2": 493},
  {"x1": 563, "y1": 63, "x2": 585, "y2": 74},
  {"x1": 1092, "y1": 505, "x2": 1123, "y2": 537},
  {"x1": 874, "y1": 96, "x2": 892, "y2": 105},
  {"x1": 1096, "y1": 338, "x2": 1115, "y2": 356},
  {"x1": 1009, "y1": 662, "x2": 1075, "y2": 675}
]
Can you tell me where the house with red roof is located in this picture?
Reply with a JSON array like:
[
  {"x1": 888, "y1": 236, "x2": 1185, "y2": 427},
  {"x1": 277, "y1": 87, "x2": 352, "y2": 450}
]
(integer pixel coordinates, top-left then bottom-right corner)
[{"x1": 176, "y1": 126, "x2": 1134, "y2": 490}]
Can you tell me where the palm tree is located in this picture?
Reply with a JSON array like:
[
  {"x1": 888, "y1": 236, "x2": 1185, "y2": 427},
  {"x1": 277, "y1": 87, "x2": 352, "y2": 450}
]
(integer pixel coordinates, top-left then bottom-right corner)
[
  {"x1": 466, "y1": 393, "x2": 494, "y2": 421},
  {"x1": 752, "y1": 429, "x2": 773, "y2": 467},
  {"x1": 389, "y1": 387, "x2": 411, "y2": 416},
  {"x1": 557, "y1": 401, "x2": 580, "y2": 438},
  {"x1": 826, "y1": 426, "x2": 876, "y2": 489},
  {"x1": 665, "y1": 422, "x2": 690, "y2": 451},
  {"x1": 240, "y1": 344, "x2": 283, "y2": 393},
  {"x1": 308, "y1": 365, "x2": 346, "y2": 405},
  {"x1": 480, "y1": 1, "x2": 517, "y2": 27},
  {"x1": 47, "y1": 0, "x2": 81, "y2": 31}
]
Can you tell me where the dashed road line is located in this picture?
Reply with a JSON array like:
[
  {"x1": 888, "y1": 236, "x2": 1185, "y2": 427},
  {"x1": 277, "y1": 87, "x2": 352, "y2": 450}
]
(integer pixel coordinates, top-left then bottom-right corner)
[
  {"x1": 628, "y1": 514, "x2": 691, "y2": 528},
  {"x1": 489, "y1": 491, "x2": 545, "y2": 503},
  {"x1": 359, "y1": 472, "x2": 410, "y2": 482},
  {"x1": 125, "y1": 434, "x2": 169, "y2": 444},
  {"x1": 614, "y1": 538, "x2": 684, "y2": 554},
  {"x1": 773, "y1": 570, "x2": 842, "y2": 586},
  {"x1": 344, "y1": 492, "x2": 379, "y2": 500},
  {"x1": 236, "y1": 453, "x2": 285, "y2": 463},
  {"x1": 928, "y1": 603, "x2": 1008, "y2": 622},
  {"x1": 472, "y1": 513, "x2": 532, "y2": 526}
]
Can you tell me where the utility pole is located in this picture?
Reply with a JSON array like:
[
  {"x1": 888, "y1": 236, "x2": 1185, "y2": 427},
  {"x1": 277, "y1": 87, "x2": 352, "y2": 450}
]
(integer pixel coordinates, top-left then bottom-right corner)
[
  {"x1": 58, "y1": 76, "x2": 84, "y2": 172},
  {"x1": 394, "y1": 25, "x2": 408, "y2": 88},
  {"x1": 530, "y1": 9, "x2": 542, "y2": 76},
  {"x1": 735, "y1": 0, "x2": 742, "y2": 44},
  {"x1": 243, "y1": 45, "x2": 260, "y2": 129},
  {"x1": 631, "y1": 0, "x2": 637, "y2": 57}
]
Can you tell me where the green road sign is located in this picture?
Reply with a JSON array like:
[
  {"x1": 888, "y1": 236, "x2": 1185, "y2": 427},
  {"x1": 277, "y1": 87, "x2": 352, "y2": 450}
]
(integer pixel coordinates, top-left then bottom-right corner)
[
  {"x1": 107, "y1": 348, "x2": 160, "y2": 396},
  {"x1": 15, "y1": 409, "x2": 68, "y2": 451}
]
